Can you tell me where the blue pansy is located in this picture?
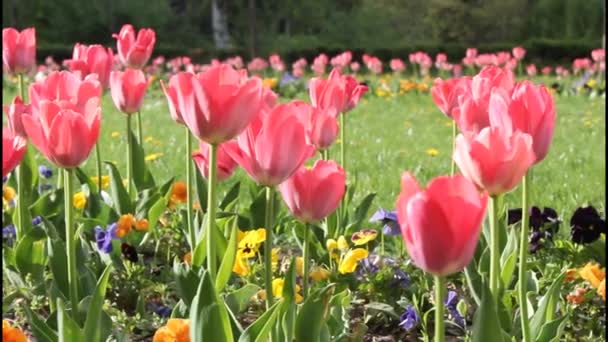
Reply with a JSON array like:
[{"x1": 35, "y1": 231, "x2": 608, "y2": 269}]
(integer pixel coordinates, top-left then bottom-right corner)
[
  {"x1": 392, "y1": 268, "x2": 410, "y2": 288},
  {"x1": 2, "y1": 225, "x2": 16, "y2": 245},
  {"x1": 95, "y1": 223, "x2": 118, "y2": 253},
  {"x1": 369, "y1": 208, "x2": 400, "y2": 235},
  {"x1": 38, "y1": 165, "x2": 53, "y2": 179},
  {"x1": 399, "y1": 305, "x2": 419, "y2": 330},
  {"x1": 32, "y1": 216, "x2": 43, "y2": 226},
  {"x1": 444, "y1": 290, "x2": 466, "y2": 327}
]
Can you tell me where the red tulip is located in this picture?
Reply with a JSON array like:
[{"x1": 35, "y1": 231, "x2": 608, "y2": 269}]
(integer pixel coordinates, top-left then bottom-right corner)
[
  {"x1": 161, "y1": 64, "x2": 263, "y2": 144},
  {"x1": 192, "y1": 140, "x2": 239, "y2": 182},
  {"x1": 279, "y1": 160, "x2": 345, "y2": 223},
  {"x1": 3, "y1": 96, "x2": 30, "y2": 137},
  {"x1": 2, "y1": 27, "x2": 36, "y2": 75},
  {"x1": 453, "y1": 66, "x2": 514, "y2": 133},
  {"x1": 2, "y1": 128, "x2": 27, "y2": 178},
  {"x1": 64, "y1": 43, "x2": 114, "y2": 88},
  {"x1": 113, "y1": 24, "x2": 156, "y2": 69},
  {"x1": 430, "y1": 77, "x2": 471, "y2": 118},
  {"x1": 24, "y1": 71, "x2": 101, "y2": 168},
  {"x1": 224, "y1": 101, "x2": 315, "y2": 186},
  {"x1": 495, "y1": 81, "x2": 556, "y2": 163},
  {"x1": 512, "y1": 46, "x2": 526, "y2": 60},
  {"x1": 110, "y1": 69, "x2": 151, "y2": 114},
  {"x1": 454, "y1": 90, "x2": 536, "y2": 195},
  {"x1": 396, "y1": 172, "x2": 488, "y2": 275}
]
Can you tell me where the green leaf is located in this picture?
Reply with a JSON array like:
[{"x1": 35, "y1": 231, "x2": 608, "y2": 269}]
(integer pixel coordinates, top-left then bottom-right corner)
[
  {"x1": 130, "y1": 130, "x2": 156, "y2": 191},
  {"x1": 216, "y1": 218, "x2": 238, "y2": 292},
  {"x1": 173, "y1": 261, "x2": 201, "y2": 307},
  {"x1": 192, "y1": 223, "x2": 207, "y2": 268},
  {"x1": 74, "y1": 167, "x2": 102, "y2": 217},
  {"x1": 104, "y1": 162, "x2": 132, "y2": 214},
  {"x1": 500, "y1": 250, "x2": 518, "y2": 291},
  {"x1": 295, "y1": 284, "x2": 336, "y2": 342},
  {"x1": 530, "y1": 272, "x2": 566, "y2": 340},
  {"x1": 189, "y1": 271, "x2": 234, "y2": 342},
  {"x1": 348, "y1": 193, "x2": 376, "y2": 232},
  {"x1": 29, "y1": 187, "x2": 64, "y2": 219},
  {"x1": 15, "y1": 227, "x2": 47, "y2": 280},
  {"x1": 147, "y1": 196, "x2": 168, "y2": 233},
  {"x1": 535, "y1": 315, "x2": 569, "y2": 342},
  {"x1": 24, "y1": 306, "x2": 59, "y2": 342},
  {"x1": 281, "y1": 257, "x2": 298, "y2": 342},
  {"x1": 47, "y1": 238, "x2": 69, "y2": 300},
  {"x1": 225, "y1": 284, "x2": 261, "y2": 314},
  {"x1": 248, "y1": 188, "x2": 267, "y2": 229},
  {"x1": 57, "y1": 298, "x2": 84, "y2": 342},
  {"x1": 472, "y1": 280, "x2": 504, "y2": 342},
  {"x1": 238, "y1": 300, "x2": 282, "y2": 342},
  {"x1": 219, "y1": 181, "x2": 240, "y2": 210},
  {"x1": 83, "y1": 264, "x2": 113, "y2": 342},
  {"x1": 364, "y1": 302, "x2": 399, "y2": 319}
]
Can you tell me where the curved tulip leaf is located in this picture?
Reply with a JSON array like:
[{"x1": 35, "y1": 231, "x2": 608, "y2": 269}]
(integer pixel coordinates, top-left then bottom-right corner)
[
  {"x1": 104, "y1": 162, "x2": 132, "y2": 214},
  {"x1": 189, "y1": 270, "x2": 234, "y2": 342},
  {"x1": 530, "y1": 272, "x2": 566, "y2": 340},
  {"x1": 83, "y1": 264, "x2": 113, "y2": 342},
  {"x1": 237, "y1": 300, "x2": 282, "y2": 342},
  {"x1": 535, "y1": 315, "x2": 569, "y2": 342},
  {"x1": 216, "y1": 218, "x2": 238, "y2": 292},
  {"x1": 294, "y1": 284, "x2": 335, "y2": 342},
  {"x1": 129, "y1": 130, "x2": 156, "y2": 191},
  {"x1": 472, "y1": 280, "x2": 504, "y2": 342},
  {"x1": 57, "y1": 298, "x2": 84, "y2": 342},
  {"x1": 225, "y1": 284, "x2": 261, "y2": 314},
  {"x1": 24, "y1": 306, "x2": 59, "y2": 342}
]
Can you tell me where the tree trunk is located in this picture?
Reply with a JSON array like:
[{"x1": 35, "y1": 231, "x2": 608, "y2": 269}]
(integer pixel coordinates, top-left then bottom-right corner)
[
  {"x1": 248, "y1": 0, "x2": 256, "y2": 58},
  {"x1": 212, "y1": 0, "x2": 232, "y2": 49}
]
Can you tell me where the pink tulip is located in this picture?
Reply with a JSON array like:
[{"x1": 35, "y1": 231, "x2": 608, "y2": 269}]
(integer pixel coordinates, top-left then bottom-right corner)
[
  {"x1": 160, "y1": 72, "x2": 186, "y2": 125},
  {"x1": 64, "y1": 43, "x2": 114, "y2": 88},
  {"x1": 113, "y1": 24, "x2": 156, "y2": 69},
  {"x1": 192, "y1": 140, "x2": 239, "y2": 182},
  {"x1": 309, "y1": 68, "x2": 348, "y2": 115},
  {"x1": 526, "y1": 64, "x2": 537, "y2": 76},
  {"x1": 350, "y1": 62, "x2": 360, "y2": 72},
  {"x1": 512, "y1": 46, "x2": 526, "y2": 60},
  {"x1": 390, "y1": 58, "x2": 406, "y2": 73},
  {"x1": 453, "y1": 66, "x2": 514, "y2": 133},
  {"x1": 435, "y1": 53, "x2": 447, "y2": 68},
  {"x1": 497, "y1": 81, "x2": 556, "y2": 163},
  {"x1": 279, "y1": 160, "x2": 345, "y2": 223},
  {"x1": 3, "y1": 96, "x2": 31, "y2": 137},
  {"x1": 161, "y1": 64, "x2": 263, "y2": 144},
  {"x1": 343, "y1": 73, "x2": 368, "y2": 112},
  {"x1": 29, "y1": 71, "x2": 102, "y2": 115},
  {"x1": 110, "y1": 69, "x2": 151, "y2": 114},
  {"x1": 396, "y1": 172, "x2": 488, "y2": 275},
  {"x1": 466, "y1": 48, "x2": 478, "y2": 59},
  {"x1": 430, "y1": 77, "x2": 470, "y2": 118},
  {"x1": 591, "y1": 48, "x2": 605, "y2": 62},
  {"x1": 2, "y1": 27, "x2": 36, "y2": 75},
  {"x1": 299, "y1": 100, "x2": 339, "y2": 150},
  {"x1": 224, "y1": 101, "x2": 315, "y2": 186},
  {"x1": 2, "y1": 128, "x2": 27, "y2": 178},
  {"x1": 247, "y1": 57, "x2": 268, "y2": 72},
  {"x1": 454, "y1": 90, "x2": 536, "y2": 195},
  {"x1": 541, "y1": 66, "x2": 552, "y2": 75}
]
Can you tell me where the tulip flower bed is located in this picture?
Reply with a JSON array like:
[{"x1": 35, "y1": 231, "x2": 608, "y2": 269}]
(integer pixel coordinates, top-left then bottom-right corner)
[{"x1": 2, "y1": 26, "x2": 606, "y2": 342}]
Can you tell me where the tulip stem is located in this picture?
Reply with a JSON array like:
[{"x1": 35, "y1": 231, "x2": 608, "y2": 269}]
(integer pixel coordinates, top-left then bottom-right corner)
[
  {"x1": 64, "y1": 168, "x2": 79, "y2": 311},
  {"x1": 518, "y1": 172, "x2": 532, "y2": 342},
  {"x1": 337, "y1": 112, "x2": 346, "y2": 237},
  {"x1": 95, "y1": 143, "x2": 103, "y2": 192},
  {"x1": 264, "y1": 186, "x2": 275, "y2": 309},
  {"x1": 186, "y1": 130, "x2": 195, "y2": 251},
  {"x1": 16, "y1": 73, "x2": 27, "y2": 241},
  {"x1": 206, "y1": 143, "x2": 218, "y2": 279},
  {"x1": 489, "y1": 195, "x2": 500, "y2": 299},
  {"x1": 303, "y1": 223, "x2": 310, "y2": 297},
  {"x1": 450, "y1": 120, "x2": 456, "y2": 176},
  {"x1": 434, "y1": 275, "x2": 445, "y2": 342},
  {"x1": 126, "y1": 115, "x2": 134, "y2": 198},
  {"x1": 136, "y1": 110, "x2": 143, "y2": 145}
]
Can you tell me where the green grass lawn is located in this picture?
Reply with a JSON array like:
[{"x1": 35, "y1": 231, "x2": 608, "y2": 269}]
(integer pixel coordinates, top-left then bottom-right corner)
[{"x1": 3, "y1": 81, "x2": 605, "y2": 230}]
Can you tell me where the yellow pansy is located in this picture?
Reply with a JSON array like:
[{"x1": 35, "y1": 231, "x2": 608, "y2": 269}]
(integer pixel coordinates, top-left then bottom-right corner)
[
  {"x1": 351, "y1": 229, "x2": 378, "y2": 246},
  {"x1": 233, "y1": 253, "x2": 250, "y2": 277},
  {"x1": 272, "y1": 247, "x2": 280, "y2": 271},
  {"x1": 90, "y1": 175, "x2": 110, "y2": 189},
  {"x1": 262, "y1": 78, "x2": 278, "y2": 89},
  {"x1": 326, "y1": 239, "x2": 337, "y2": 252},
  {"x1": 295, "y1": 257, "x2": 304, "y2": 276},
  {"x1": 238, "y1": 228, "x2": 266, "y2": 258},
  {"x1": 73, "y1": 191, "x2": 87, "y2": 209},
  {"x1": 3, "y1": 186, "x2": 16, "y2": 206},
  {"x1": 338, "y1": 248, "x2": 369, "y2": 274},
  {"x1": 579, "y1": 262, "x2": 605, "y2": 289},
  {"x1": 337, "y1": 235, "x2": 349, "y2": 250},
  {"x1": 310, "y1": 267, "x2": 331, "y2": 281},
  {"x1": 272, "y1": 278, "x2": 303, "y2": 303}
]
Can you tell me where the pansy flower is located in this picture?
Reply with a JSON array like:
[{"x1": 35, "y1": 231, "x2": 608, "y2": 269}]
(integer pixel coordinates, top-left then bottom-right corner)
[
  {"x1": 121, "y1": 242, "x2": 138, "y2": 262},
  {"x1": 369, "y1": 208, "x2": 400, "y2": 235},
  {"x1": 399, "y1": 305, "x2": 419, "y2": 330},
  {"x1": 338, "y1": 248, "x2": 368, "y2": 274},
  {"x1": 95, "y1": 223, "x2": 117, "y2": 253},
  {"x1": 351, "y1": 229, "x2": 378, "y2": 246},
  {"x1": 38, "y1": 165, "x2": 53, "y2": 178},
  {"x1": 570, "y1": 206, "x2": 606, "y2": 244}
]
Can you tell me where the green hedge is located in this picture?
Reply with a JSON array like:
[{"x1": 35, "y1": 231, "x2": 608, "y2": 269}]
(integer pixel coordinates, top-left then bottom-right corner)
[{"x1": 38, "y1": 39, "x2": 600, "y2": 66}]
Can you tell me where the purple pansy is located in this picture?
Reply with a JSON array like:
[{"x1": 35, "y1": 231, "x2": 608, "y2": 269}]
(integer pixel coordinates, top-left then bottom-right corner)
[
  {"x1": 95, "y1": 223, "x2": 118, "y2": 253},
  {"x1": 369, "y1": 208, "x2": 400, "y2": 235},
  {"x1": 399, "y1": 305, "x2": 419, "y2": 330}
]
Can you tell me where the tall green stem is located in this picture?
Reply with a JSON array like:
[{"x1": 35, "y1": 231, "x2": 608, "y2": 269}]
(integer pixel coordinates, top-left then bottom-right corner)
[
  {"x1": 518, "y1": 172, "x2": 532, "y2": 342},
  {"x1": 136, "y1": 110, "x2": 143, "y2": 145},
  {"x1": 337, "y1": 112, "x2": 346, "y2": 237},
  {"x1": 95, "y1": 143, "x2": 103, "y2": 192},
  {"x1": 186, "y1": 130, "x2": 195, "y2": 251},
  {"x1": 126, "y1": 115, "x2": 134, "y2": 198},
  {"x1": 264, "y1": 186, "x2": 275, "y2": 309},
  {"x1": 63, "y1": 168, "x2": 79, "y2": 310},
  {"x1": 206, "y1": 143, "x2": 218, "y2": 279},
  {"x1": 450, "y1": 120, "x2": 456, "y2": 176},
  {"x1": 434, "y1": 275, "x2": 445, "y2": 342},
  {"x1": 16, "y1": 73, "x2": 27, "y2": 241},
  {"x1": 303, "y1": 223, "x2": 310, "y2": 297},
  {"x1": 489, "y1": 195, "x2": 500, "y2": 299}
]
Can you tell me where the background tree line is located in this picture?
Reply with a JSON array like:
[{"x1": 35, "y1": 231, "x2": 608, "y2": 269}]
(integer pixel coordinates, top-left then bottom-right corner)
[{"x1": 3, "y1": 0, "x2": 605, "y2": 62}]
